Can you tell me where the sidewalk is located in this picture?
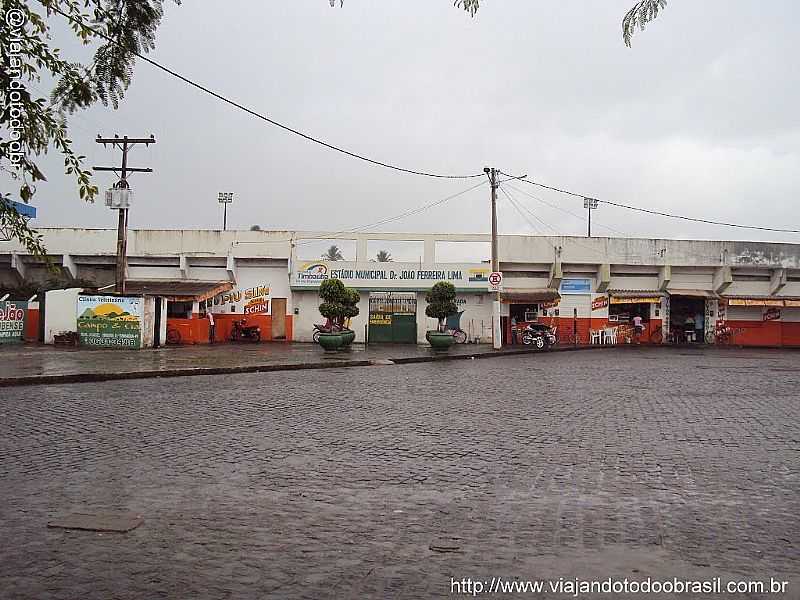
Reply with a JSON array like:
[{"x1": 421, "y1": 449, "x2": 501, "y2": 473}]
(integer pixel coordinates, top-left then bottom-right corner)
[{"x1": 0, "y1": 342, "x2": 600, "y2": 387}]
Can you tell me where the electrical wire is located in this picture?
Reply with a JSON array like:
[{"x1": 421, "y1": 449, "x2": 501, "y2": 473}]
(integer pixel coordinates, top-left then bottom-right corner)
[
  {"x1": 291, "y1": 180, "x2": 488, "y2": 246},
  {"x1": 504, "y1": 182, "x2": 630, "y2": 237},
  {"x1": 501, "y1": 171, "x2": 800, "y2": 234},
  {"x1": 46, "y1": 3, "x2": 485, "y2": 180}
]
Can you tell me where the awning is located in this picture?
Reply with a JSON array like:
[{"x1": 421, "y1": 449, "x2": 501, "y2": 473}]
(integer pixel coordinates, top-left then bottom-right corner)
[
  {"x1": 124, "y1": 279, "x2": 233, "y2": 302},
  {"x1": 501, "y1": 288, "x2": 560, "y2": 304},
  {"x1": 723, "y1": 296, "x2": 800, "y2": 307},
  {"x1": 668, "y1": 289, "x2": 718, "y2": 298},
  {"x1": 608, "y1": 290, "x2": 663, "y2": 304}
]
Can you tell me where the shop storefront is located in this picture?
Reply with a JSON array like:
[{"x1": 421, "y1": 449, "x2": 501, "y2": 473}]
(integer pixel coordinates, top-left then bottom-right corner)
[
  {"x1": 501, "y1": 289, "x2": 560, "y2": 344},
  {"x1": 607, "y1": 291, "x2": 664, "y2": 344},
  {"x1": 719, "y1": 296, "x2": 800, "y2": 347},
  {"x1": 667, "y1": 290, "x2": 717, "y2": 344}
]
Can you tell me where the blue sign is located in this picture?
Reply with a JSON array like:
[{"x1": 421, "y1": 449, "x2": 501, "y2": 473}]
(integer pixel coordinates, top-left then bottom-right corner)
[
  {"x1": 560, "y1": 278, "x2": 592, "y2": 294},
  {"x1": 1, "y1": 199, "x2": 36, "y2": 219}
]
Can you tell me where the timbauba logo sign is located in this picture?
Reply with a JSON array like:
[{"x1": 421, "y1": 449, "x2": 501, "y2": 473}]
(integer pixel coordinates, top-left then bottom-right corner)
[
  {"x1": 297, "y1": 263, "x2": 329, "y2": 283},
  {"x1": 468, "y1": 268, "x2": 489, "y2": 282}
]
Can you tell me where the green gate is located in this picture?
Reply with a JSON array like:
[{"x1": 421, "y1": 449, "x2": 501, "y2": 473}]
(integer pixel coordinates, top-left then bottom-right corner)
[{"x1": 368, "y1": 293, "x2": 417, "y2": 343}]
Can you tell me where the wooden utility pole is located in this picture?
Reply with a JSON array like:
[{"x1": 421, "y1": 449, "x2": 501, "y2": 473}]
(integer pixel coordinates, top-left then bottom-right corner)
[{"x1": 95, "y1": 135, "x2": 155, "y2": 294}]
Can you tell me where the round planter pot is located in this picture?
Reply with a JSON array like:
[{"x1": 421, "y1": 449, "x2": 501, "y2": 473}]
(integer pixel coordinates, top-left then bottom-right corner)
[
  {"x1": 340, "y1": 330, "x2": 356, "y2": 346},
  {"x1": 317, "y1": 332, "x2": 344, "y2": 351},
  {"x1": 427, "y1": 331, "x2": 455, "y2": 351}
]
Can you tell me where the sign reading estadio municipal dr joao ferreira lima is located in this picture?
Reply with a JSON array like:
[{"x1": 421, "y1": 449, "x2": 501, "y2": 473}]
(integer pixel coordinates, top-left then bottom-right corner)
[{"x1": 293, "y1": 261, "x2": 491, "y2": 290}]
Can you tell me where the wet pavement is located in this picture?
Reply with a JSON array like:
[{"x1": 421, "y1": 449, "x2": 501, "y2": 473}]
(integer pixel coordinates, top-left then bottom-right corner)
[
  {"x1": 1, "y1": 347, "x2": 798, "y2": 598},
  {"x1": 0, "y1": 341, "x2": 518, "y2": 382}
]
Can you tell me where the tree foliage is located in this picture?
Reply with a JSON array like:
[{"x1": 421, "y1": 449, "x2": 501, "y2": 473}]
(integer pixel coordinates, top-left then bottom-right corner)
[
  {"x1": 425, "y1": 281, "x2": 457, "y2": 332},
  {"x1": 321, "y1": 244, "x2": 344, "y2": 261},
  {"x1": 0, "y1": 0, "x2": 179, "y2": 257},
  {"x1": 622, "y1": 0, "x2": 668, "y2": 47},
  {"x1": 375, "y1": 250, "x2": 392, "y2": 262},
  {"x1": 318, "y1": 277, "x2": 359, "y2": 329}
]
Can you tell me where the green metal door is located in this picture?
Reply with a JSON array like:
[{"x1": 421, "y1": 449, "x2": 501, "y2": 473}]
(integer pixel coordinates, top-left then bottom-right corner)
[{"x1": 369, "y1": 293, "x2": 417, "y2": 343}]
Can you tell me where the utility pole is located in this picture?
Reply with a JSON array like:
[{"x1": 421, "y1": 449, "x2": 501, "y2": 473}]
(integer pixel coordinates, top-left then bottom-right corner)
[
  {"x1": 584, "y1": 197, "x2": 598, "y2": 238},
  {"x1": 95, "y1": 134, "x2": 155, "y2": 294},
  {"x1": 485, "y1": 167, "x2": 502, "y2": 349}
]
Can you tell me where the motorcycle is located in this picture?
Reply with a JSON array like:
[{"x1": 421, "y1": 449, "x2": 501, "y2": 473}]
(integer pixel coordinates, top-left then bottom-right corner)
[
  {"x1": 231, "y1": 318, "x2": 261, "y2": 342},
  {"x1": 520, "y1": 323, "x2": 557, "y2": 350}
]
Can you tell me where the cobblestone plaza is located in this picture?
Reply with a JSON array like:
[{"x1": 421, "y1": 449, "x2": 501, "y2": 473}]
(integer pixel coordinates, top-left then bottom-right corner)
[{"x1": 1, "y1": 347, "x2": 798, "y2": 598}]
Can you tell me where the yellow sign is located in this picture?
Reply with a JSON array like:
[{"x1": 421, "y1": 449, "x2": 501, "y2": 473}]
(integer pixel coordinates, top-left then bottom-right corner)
[
  {"x1": 369, "y1": 315, "x2": 392, "y2": 326},
  {"x1": 610, "y1": 296, "x2": 661, "y2": 305}
]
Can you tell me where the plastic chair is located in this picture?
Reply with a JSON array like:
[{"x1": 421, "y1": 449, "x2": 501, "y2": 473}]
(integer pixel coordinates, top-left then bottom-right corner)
[
  {"x1": 604, "y1": 327, "x2": 618, "y2": 345},
  {"x1": 590, "y1": 329, "x2": 603, "y2": 345}
]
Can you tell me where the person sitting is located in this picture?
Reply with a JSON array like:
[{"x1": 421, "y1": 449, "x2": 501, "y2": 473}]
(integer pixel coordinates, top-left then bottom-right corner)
[
  {"x1": 632, "y1": 314, "x2": 644, "y2": 343},
  {"x1": 683, "y1": 314, "x2": 695, "y2": 342}
]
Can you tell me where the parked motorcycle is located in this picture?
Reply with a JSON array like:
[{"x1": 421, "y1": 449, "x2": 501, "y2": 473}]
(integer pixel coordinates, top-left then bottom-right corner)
[
  {"x1": 231, "y1": 318, "x2": 261, "y2": 342},
  {"x1": 520, "y1": 323, "x2": 556, "y2": 350}
]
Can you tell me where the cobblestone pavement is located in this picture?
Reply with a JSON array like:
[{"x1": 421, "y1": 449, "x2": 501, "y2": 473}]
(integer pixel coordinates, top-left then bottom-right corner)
[{"x1": 1, "y1": 347, "x2": 798, "y2": 599}]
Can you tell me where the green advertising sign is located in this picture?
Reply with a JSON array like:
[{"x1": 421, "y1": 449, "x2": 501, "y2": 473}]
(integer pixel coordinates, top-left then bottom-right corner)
[
  {"x1": 77, "y1": 295, "x2": 142, "y2": 349},
  {"x1": 0, "y1": 301, "x2": 27, "y2": 344}
]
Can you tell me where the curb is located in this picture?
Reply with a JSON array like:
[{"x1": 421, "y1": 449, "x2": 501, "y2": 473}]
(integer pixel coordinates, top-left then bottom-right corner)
[{"x1": 0, "y1": 344, "x2": 603, "y2": 388}]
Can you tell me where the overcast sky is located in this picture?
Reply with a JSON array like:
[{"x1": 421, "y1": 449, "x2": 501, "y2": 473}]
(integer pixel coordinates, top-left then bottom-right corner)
[{"x1": 10, "y1": 0, "x2": 800, "y2": 249}]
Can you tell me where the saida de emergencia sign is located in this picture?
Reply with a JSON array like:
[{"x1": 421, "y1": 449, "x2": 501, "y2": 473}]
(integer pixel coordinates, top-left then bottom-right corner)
[{"x1": 0, "y1": 301, "x2": 27, "y2": 344}]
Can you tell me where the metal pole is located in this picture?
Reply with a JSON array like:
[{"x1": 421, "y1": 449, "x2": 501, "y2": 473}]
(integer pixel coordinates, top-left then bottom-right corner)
[
  {"x1": 223, "y1": 203, "x2": 228, "y2": 231},
  {"x1": 588, "y1": 203, "x2": 592, "y2": 238},
  {"x1": 486, "y1": 167, "x2": 502, "y2": 349}
]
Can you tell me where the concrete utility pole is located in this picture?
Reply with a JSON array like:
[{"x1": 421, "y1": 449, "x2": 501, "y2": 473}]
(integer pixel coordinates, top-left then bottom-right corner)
[
  {"x1": 485, "y1": 167, "x2": 502, "y2": 349},
  {"x1": 95, "y1": 135, "x2": 155, "y2": 294}
]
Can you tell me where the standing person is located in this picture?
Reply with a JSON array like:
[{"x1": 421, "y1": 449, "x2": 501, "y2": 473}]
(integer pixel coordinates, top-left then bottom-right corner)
[
  {"x1": 695, "y1": 309, "x2": 705, "y2": 344},
  {"x1": 207, "y1": 310, "x2": 215, "y2": 344},
  {"x1": 511, "y1": 315, "x2": 518, "y2": 345}
]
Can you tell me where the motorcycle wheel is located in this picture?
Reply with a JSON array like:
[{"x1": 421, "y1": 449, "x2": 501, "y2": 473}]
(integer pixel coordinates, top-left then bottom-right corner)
[
  {"x1": 252, "y1": 330, "x2": 261, "y2": 342},
  {"x1": 521, "y1": 333, "x2": 533, "y2": 345},
  {"x1": 535, "y1": 337, "x2": 545, "y2": 349},
  {"x1": 313, "y1": 330, "x2": 321, "y2": 343},
  {"x1": 453, "y1": 329, "x2": 467, "y2": 344}
]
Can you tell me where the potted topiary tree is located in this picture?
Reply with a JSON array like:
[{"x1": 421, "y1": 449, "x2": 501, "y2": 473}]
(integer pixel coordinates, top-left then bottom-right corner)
[
  {"x1": 425, "y1": 281, "x2": 458, "y2": 350},
  {"x1": 318, "y1": 278, "x2": 347, "y2": 351},
  {"x1": 340, "y1": 288, "x2": 360, "y2": 347}
]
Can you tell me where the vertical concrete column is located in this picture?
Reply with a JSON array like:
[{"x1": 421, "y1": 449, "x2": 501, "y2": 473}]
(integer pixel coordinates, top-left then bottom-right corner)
[
  {"x1": 355, "y1": 237, "x2": 368, "y2": 263},
  {"x1": 423, "y1": 237, "x2": 436, "y2": 265}
]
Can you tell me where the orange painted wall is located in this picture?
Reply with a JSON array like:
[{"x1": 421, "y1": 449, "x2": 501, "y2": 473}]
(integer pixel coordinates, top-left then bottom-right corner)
[
  {"x1": 166, "y1": 316, "x2": 210, "y2": 344},
  {"x1": 725, "y1": 319, "x2": 783, "y2": 347},
  {"x1": 782, "y1": 322, "x2": 800, "y2": 347},
  {"x1": 24, "y1": 308, "x2": 40, "y2": 341}
]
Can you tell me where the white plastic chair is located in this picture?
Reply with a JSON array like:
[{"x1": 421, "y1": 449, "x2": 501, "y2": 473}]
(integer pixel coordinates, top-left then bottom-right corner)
[
  {"x1": 590, "y1": 329, "x2": 603, "y2": 345},
  {"x1": 604, "y1": 327, "x2": 618, "y2": 345}
]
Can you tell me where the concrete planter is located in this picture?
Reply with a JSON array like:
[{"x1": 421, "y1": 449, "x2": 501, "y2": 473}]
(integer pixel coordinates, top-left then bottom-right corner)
[
  {"x1": 318, "y1": 332, "x2": 344, "y2": 352},
  {"x1": 427, "y1": 331, "x2": 455, "y2": 351},
  {"x1": 340, "y1": 330, "x2": 356, "y2": 346}
]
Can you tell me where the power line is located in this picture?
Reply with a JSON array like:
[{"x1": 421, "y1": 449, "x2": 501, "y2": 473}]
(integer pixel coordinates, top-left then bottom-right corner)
[
  {"x1": 505, "y1": 182, "x2": 629, "y2": 237},
  {"x1": 292, "y1": 180, "x2": 488, "y2": 246},
  {"x1": 47, "y1": 4, "x2": 484, "y2": 181},
  {"x1": 502, "y1": 172, "x2": 800, "y2": 235}
]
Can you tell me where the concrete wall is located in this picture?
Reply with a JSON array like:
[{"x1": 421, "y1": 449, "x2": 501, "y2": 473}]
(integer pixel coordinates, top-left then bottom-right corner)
[{"x1": 43, "y1": 288, "x2": 81, "y2": 343}]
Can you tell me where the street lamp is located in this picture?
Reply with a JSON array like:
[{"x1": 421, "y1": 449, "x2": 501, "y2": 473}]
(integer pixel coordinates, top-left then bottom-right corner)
[
  {"x1": 583, "y1": 197, "x2": 599, "y2": 237},
  {"x1": 218, "y1": 192, "x2": 233, "y2": 231}
]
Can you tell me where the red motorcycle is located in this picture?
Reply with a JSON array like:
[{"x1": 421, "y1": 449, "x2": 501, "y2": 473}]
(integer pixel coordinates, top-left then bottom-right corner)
[{"x1": 230, "y1": 318, "x2": 261, "y2": 342}]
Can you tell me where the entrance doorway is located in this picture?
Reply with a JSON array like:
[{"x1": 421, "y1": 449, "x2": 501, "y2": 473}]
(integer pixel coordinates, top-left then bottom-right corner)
[
  {"x1": 368, "y1": 293, "x2": 417, "y2": 343},
  {"x1": 670, "y1": 295, "x2": 706, "y2": 343},
  {"x1": 271, "y1": 298, "x2": 287, "y2": 340}
]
